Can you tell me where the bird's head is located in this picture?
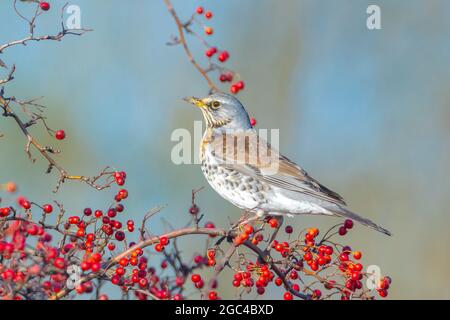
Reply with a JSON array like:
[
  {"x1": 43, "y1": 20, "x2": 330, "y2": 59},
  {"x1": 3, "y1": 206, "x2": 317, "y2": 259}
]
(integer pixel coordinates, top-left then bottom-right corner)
[{"x1": 184, "y1": 92, "x2": 252, "y2": 131}]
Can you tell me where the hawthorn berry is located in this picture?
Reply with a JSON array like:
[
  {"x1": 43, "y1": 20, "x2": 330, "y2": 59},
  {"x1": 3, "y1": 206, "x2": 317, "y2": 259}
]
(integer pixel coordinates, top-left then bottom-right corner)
[
  {"x1": 344, "y1": 219, "x2": 354, "y2": 229},
  {"x1": 268, "y1": 218, "x2": 279, "y2": 228},
  {"x1": 208, "y1": 291, "x2": 217, "y2": 300},
  {"x1": 39, "y1": 1, "x2": 50, "y2": 11},
  {"x1": 283, "y1": 292, "x2": 293, "y2": 300},
  {"x1": 19, "y1": 198, "x2": 31, "y2": 210},
  {"x1": 191, "y1": 274, "x2": 201, "y2": 283},
  {"x1": 285, "y1": 225, "x2": 293, "y2": 234},
  {"x1": 353, "y1": 251, "x2": 362, "y2": 260},
  {"x1": 160, "y1": 236, "x2": 169, "y2": 246},
  {"x1": 114, "y1": 231, "x2": 125, "y2": 241},
  {"x1": 0, "y1": 207, "x2": 11, "y2": 217},
  {"x1": 205, "y1": 11, "x2": 213, "y2": 19},
  {"x1": 196, "y1": 6, "x2": 204, "y2": 14},
  {"x1": 55, "y1": 130, "x2": 66, "y2": 140},
  {"x1": 205, "y1": 47, "x2": 217, "y2": 58},
  {"x1": 243, "y1": 224, "x2": 253, "y2": 234},
  {"x1": 204, "y1": 27, "x2": 213, "y2": 35},
  {"x1": 189, "y1": 204, "x2": 199, "y2": 215},
  {"x1": 236, "y1": 80, "x2": 245, "y2": 90},
  {"x1": 41, "y1": 204, "x2": 53, "y2": 214},
  {"x1": 5, "y1": 182, "x2": 17, "y2": 193},
  {"x1": 204, "y1": 221, "x2": 215, "y2": 229},
  {"x1": 218, "y1": 51, "x2": 229, "y2": 62},
  {"x1": 338, "y1": 226, "x2": 347, "y2": 236}
]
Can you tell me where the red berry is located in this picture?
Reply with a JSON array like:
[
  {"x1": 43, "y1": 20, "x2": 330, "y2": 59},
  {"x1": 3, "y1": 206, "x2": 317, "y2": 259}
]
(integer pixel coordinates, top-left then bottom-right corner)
[
  {"x1": 338, "y1": 226, "x2": 347, "y2": 236},
  {"x1": 204, "y1": 221, "x2": 215, "y2": 229},
  {"x1": 378, "y1": 289, "x2": 388, "y2": 298},
  {"x1": 155, "y1": 243, "x2": 163, "y2": 252},
  {"x1": 205, "y1": 27, "x2": 213, "y2": 35},
  {"x1": 230, "y1": 84, "x2": 239, "y2": 94},
  {"x1": 118, "y1": 189, "x2": 128, "y2": 200},
  {"x1": 53, "y1": 257, "x2": 66, "y2": 269},
  {"x1": 55, "y1": 130, "x2": 66, "y2": 140},
  {"x1": 114, "y1": 231, "x2": 125, "y2": 241},
  {"x1": 250, "y1": 118, "x2": 257, "y2": 127},
  {"x1": 283, "y1": 292, "x2": 293, "y2": 300},
  {"x1": 189, "y1": 205, "x2": 199, "y2": 215},
  {"x1": 94, "y1": 210, "x2": 103, "y2": 218},
  {"x1": 0, "y1": 207, "x2": 11, "y2": 217},
  {"x1": 236, "y1": 80, "x2": 245, "y2": 90},
  {"x1": 160, "y1": 236, "x2": 169, "y2": 246},
  {"x1": 196, "y1": 6, "x2": 204, "y2": 14},
  {"x1": 208, "y1": 291, "x2": 217, "y2": 300},
  {"x1": 43, "y1": 204, "x2": 53, "y2": 214},
  {"x1": 243, "y1": 224, "x2": 253, "y2": 234},
  {"x1": 313, "y1": 289, "x2": 322, "y2": 299},
  {"x1": 205, "y1": 47, "x2": 217, "y2": 58},
  {"x1": 195, "y1": 279, "x2": 205, "y2": 289},
  {"x1": 205, "y1": 11, "x2": 213, "y2": 19},
  {"x1": 40, "y1": 2, "x2": 50, "y2": 11},
  {"x1": 83, "y1": 208, "x2": 92, "y2": 216},
  {"x1": 218, "y1": 51, "x2": 229, "y2": 62},
  {"x1": 19, "y1": 198, "x2": 31, "y2": 210},
  {"x1": 353, "y1": 251, "x2": 362, "y2": 260},
  {"x1": 275, "y1": 278, "x2": 283, "y2": 286},
  {"x1": 268, "y1": 218, "x2": 279, "y2": 228},
  {"x1": 344, "y1": 219, "x2": 354, "y2": 229},
  {"x1": 191, "y1": 274, "x2": 201, "y2": 283},
  {"x1": 285, "y1": 225, "x2": 293, "y2": 234}
]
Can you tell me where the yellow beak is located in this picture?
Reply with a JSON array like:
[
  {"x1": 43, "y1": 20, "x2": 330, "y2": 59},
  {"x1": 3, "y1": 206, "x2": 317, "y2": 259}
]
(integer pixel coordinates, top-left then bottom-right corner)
[{"x1": 183, "y1": 96, "x2": 206, "y2": 109}]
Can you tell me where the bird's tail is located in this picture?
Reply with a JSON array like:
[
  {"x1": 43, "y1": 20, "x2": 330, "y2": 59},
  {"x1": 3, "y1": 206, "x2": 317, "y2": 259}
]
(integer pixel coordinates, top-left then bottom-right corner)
[{"x1": 330, "y1": 206, "x2": 392, "y2": 236}]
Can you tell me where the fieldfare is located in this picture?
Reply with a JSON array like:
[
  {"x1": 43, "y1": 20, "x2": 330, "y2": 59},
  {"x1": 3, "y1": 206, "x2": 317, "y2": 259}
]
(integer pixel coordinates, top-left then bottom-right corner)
[{"x1": 184, "y1": 93, "x2": 391, "y2": 236}]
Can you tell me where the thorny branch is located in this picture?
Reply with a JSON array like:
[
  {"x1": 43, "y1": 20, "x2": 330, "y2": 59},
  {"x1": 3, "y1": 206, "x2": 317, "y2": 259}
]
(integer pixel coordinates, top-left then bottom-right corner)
[{"x1": 0, "y1": 1, "x2": 113, "y2": 192}]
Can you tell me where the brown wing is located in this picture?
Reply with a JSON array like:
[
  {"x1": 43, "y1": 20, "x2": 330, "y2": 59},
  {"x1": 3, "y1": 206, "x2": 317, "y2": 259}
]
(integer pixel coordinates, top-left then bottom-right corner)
[{"x1": 208, "y1": 131, "x2": 346, "y2": 206}]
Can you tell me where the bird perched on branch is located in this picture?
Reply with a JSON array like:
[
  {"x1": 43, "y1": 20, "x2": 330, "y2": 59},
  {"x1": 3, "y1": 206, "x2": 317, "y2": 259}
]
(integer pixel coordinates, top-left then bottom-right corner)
[{"x1": 184, "y1": 93, "x2": 391, "y2": 236}]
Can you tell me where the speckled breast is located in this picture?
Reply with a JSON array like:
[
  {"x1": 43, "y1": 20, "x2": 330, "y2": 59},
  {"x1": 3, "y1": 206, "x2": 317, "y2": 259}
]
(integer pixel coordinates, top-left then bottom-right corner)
[{"x1": 200, "y1": 147, "x2": 270, "y2": 212}]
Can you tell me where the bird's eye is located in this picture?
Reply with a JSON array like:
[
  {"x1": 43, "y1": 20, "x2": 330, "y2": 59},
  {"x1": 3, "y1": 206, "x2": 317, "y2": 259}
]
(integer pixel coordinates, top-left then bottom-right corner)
[{"x1": 211, "y1": 101, "x2": 221, "y2": 109}]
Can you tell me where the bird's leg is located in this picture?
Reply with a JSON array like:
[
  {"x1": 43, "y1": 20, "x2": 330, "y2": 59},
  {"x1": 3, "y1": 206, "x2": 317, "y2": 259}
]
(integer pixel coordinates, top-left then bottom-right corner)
[{"x1": 264, "y1": 215, "x2": 284, "y2": 254}]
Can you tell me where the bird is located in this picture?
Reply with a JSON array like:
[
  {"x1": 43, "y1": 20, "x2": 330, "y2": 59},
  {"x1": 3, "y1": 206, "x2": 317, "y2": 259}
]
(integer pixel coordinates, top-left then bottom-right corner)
[{"x1": 184, "y1": 92, "x2": 391, "y2": 236}]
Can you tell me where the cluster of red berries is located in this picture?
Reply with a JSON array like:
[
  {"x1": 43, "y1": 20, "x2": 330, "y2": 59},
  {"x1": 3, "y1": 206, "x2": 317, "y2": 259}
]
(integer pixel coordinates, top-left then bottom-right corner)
[
  {"x1": 114, "y1": 171, "x2": 127, "y2": 186},
  {"x1": 190, "y1": 273, "x2": 219, "y2": 300},
  {"x1": 191, "y1": 6, "x2": 246, "y2": 95},
  {"x1": 302, "y1": 231, "x2": 334, "y2": 272},
  {"x1": 339, "y1": 219, "x2": 354, "y2": 236},
  {"x1": 196, "y1": 7, "x2": 214, "y2": 35},
  {"x1": 272, "y1": 240, "x2": 291, "y2": 258},
  {"x1": 233, "y1": 263, "x2": 275, "y2": 296},
  {"x1": 206, "y1": 249, "x2": 216, "y2": 266},
  {"x1": 154, "y1": 236, "x2": 169, "y2": 252},
  {"x1": 1, "y1": 172, "x2": 391, "y2": 300},
  {"x1": 233, "y1": 223, "x2": 254, "y2": 246},
  {"x1": 377, "y1": 276, "x2": 392, "y2": 298}
]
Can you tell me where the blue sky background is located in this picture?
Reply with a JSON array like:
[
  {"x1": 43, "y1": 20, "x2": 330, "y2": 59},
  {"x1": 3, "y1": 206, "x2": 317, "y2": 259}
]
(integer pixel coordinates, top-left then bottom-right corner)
[{"x1": 1, "y1": 0, "x2": 450, "y2": 299}]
